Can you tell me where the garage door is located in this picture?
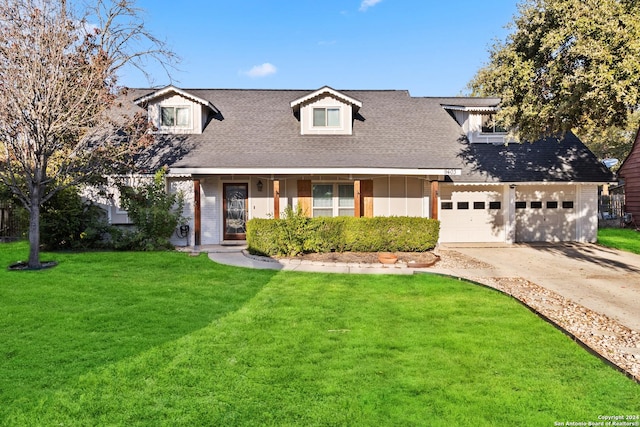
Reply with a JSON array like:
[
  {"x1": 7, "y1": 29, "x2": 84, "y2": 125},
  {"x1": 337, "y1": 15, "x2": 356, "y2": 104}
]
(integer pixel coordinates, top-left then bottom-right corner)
[
  {"x1": 438, "y1": 185, "x2": 506, "y2": 243},
  {"x1": 515, "y1": 186, "x2": 576, "y2": 242}
]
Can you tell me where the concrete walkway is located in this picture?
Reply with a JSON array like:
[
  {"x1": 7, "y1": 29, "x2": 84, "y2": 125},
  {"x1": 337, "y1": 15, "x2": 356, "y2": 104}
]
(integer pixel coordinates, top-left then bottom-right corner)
[
  {"x1": 434, "y1": 243, "x2": 640, "y2": 333},
  {"x1": 204, "y1": 242, "x2": 640, "y2": 332}
]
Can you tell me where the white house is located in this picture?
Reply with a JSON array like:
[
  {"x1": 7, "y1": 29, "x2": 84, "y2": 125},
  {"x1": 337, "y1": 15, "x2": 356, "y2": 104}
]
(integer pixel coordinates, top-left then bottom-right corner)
[{"x1": 104, "y1": 85, "x2": 613, "y2": 246}]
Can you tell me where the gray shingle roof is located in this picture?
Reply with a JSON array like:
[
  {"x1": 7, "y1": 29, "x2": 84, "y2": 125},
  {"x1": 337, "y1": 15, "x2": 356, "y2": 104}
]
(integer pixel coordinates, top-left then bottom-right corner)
[
  {"x1": 129, "y1": 88, "x2": 612, "y2": 183},
  {"x1": 452, "y1": 133, "x2": 613, "y2": 183}
]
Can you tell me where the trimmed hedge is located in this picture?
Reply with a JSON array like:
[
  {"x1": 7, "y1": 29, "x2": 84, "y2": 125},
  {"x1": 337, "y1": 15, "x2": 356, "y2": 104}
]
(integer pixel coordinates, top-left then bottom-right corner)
[{"x1": 246, "y1": 214, "x2": 439, "y2": 257}]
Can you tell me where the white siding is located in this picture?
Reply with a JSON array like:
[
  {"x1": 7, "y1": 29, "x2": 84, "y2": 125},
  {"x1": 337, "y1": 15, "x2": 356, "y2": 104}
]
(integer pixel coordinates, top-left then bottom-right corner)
[
  {"x1": 148, "y1": 94, "x2": 204, "y2": 134},
  {"x1": 200, "y1": 177, "x2": 221, "y2": 245},
  {"x1": 168, "y1": 177, "x2": 194, "y2": 247},
  {"x1": 300, "y1": 96, "x2": 353, "y2": 135},
  {"x1": 577, "y1": 184, "x2": 599, "y2": 243}
]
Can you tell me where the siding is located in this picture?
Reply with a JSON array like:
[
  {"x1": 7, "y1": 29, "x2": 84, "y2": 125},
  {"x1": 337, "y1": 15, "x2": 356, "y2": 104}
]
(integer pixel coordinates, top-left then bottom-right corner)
[{"x1": 619, "y1": 128, "x2": 640, "y2": 220}]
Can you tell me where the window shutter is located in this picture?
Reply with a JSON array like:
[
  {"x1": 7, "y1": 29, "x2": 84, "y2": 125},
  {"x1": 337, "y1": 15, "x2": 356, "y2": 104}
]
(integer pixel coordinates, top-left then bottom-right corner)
[
  {"x1": 360, "y1": 180, "x2": 373, "y2": 217},
  {"x1": 297, "y1": 180, "x2": 311, "y2": 217}
]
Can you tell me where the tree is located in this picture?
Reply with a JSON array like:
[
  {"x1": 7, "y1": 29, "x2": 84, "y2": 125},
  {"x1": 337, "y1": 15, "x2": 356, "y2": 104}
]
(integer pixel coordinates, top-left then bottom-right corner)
[
  {"x1": 469, "y1": 0, "x2": 640, "y2": 151},
  {"x1": 0, "y1": 0, "x2": 176, "y2": 268}
]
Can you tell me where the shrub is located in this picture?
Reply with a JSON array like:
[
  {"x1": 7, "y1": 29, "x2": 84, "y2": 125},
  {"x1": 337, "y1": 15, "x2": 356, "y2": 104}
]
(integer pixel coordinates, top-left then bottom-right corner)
[
  {"x1": 247, "y1": 212, "x2": 439, "y2": 257},
  {"x1": 117, "y1": 169, "x2": 185, "y2": 251},
  {"x1": 40, "y1": 186, "x2": 111, "y2": 250}
]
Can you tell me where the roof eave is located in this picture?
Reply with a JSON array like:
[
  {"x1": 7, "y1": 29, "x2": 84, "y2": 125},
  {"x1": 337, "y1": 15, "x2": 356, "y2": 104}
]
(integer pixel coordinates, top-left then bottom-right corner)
[
  {"x1": 290, "y1": 86, "x2": 363, "y2": 110},
  {"x1": 133, "y1": 85, "x2": 218, "y2": 112}
]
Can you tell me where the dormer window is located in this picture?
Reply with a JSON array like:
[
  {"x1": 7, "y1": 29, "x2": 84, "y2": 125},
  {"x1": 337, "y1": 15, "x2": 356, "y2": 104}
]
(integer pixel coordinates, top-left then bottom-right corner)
[
  {"x1": 161, "y1": 106, "x2": 190, "y2": 128},
  {"x1": 313, "y1": 107, "x2": 341, "y2": 127},
  {"x1": 134, "y1": 86, "x2": 219, "y2": 135},
  {"x1": 481, "y1": 114, "x2": 506, "y2": 134},
  {"x1": 290, "y1": 86, "x2": 362, "y2": 136}
]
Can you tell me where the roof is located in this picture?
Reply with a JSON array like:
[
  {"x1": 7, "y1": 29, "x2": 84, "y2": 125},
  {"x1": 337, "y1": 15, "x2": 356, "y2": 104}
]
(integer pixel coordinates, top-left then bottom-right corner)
[
  {"x1": 452, "y1": 133, "x2": 613, "y2": 183},
  {"x1": 290, "y1": 86, "x2": 362, "y2": 111},
  {"x1": 133, "y1": 85, "x2": 218, "y2": 112},
  {"x1": 435, "y1": 96, "x2": 501, "y2": 112},
  {"x1": 129, "y1": 88, "x2": 612, "y2": 183}
]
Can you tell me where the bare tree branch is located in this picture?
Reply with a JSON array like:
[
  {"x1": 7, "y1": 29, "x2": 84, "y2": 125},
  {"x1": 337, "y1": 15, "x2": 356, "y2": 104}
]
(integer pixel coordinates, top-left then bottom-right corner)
[{"x1": 0, "y1": 0, "x2": 177, "y2": 268}]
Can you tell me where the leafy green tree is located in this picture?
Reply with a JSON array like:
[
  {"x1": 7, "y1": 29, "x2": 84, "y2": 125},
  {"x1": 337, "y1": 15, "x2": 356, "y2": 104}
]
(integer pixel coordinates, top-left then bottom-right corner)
[
  {"x1": 470, "y1": 0, "x2": 640, "y2": 154},
  {"x1": 118, "y1": 170, "x2": 185, "y2": 251}
]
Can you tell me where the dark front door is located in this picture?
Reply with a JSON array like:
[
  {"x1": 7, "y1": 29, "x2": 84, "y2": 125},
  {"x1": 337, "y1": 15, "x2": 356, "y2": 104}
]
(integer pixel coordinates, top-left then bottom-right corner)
[{"x1": 223, "y1": 183, "x2": 248, "y2": 240}]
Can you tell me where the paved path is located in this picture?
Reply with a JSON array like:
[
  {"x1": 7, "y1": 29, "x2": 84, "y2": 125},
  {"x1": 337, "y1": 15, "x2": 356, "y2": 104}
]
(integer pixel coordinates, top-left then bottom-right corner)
[{"x1": 206, "y1": 243, "x2": 640, "y2": 332}]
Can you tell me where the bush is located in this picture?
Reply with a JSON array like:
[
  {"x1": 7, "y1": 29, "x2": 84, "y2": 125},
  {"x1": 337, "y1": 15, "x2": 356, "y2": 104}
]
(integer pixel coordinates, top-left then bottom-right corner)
[
  {"x1": 41, "y1": 186, "x2": 111, "y2": 250},
  {"x1": 116, "y1": 169, "x2": 185, "y2": 251},
  {"x1": 247, "y1": 210, "x2": 439, "y2": 257}
]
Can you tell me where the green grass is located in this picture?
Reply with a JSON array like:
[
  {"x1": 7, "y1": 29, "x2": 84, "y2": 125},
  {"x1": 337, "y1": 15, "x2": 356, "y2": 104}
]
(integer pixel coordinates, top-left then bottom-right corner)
[
  {"x1": 598, "y1": 228, "x2": 640, "y2": 254},
  {"x1": 1, "y1": 242, "x2": 637, "y2": 426}
]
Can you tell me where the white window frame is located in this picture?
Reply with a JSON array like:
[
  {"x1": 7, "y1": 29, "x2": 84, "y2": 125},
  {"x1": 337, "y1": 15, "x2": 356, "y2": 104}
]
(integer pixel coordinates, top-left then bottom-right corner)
[
  {"x1": 312, "y1": 183, "x2": 354, "y2": 217},
  {"x1": 312, "y1": 107, "x2": 341, "y2": 128},
  {"x1": 160, "y1": 106, "x2": 191, "y2": 129},
  {"x1": 480, "y1": 113, "x2": 507, "y2": 134}
]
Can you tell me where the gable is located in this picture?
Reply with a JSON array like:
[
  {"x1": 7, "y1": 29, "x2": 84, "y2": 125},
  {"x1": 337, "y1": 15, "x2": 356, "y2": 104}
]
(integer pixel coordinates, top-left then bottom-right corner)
[
  {"x1": 440, "y1": 98, "x2": 511, "y2": 144},
  {"x1": 290, "y1": 86, "x2": 362, "y2": 136},
  {"x1": 134, "y1": 85, "x2": 219, "y2": 135}
]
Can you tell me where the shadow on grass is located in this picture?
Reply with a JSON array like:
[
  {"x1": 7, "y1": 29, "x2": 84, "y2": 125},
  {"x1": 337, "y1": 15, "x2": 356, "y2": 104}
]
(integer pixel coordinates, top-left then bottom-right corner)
[{"x1": 0, "y1": 243, "x2": 278, "y2": 418}]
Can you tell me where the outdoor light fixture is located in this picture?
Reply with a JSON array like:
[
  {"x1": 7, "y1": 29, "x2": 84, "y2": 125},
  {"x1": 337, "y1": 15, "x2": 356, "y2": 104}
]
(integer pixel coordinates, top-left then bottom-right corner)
[{"x1": 257, "y1": 180, "x2": 263, "y2": 192}]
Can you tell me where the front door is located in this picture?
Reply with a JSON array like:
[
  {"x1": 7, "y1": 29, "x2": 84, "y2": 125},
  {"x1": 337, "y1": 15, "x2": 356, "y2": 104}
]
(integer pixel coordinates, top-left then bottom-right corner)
[{"x1": 223, "y1": 183, "x2": 248, "y2": 240}]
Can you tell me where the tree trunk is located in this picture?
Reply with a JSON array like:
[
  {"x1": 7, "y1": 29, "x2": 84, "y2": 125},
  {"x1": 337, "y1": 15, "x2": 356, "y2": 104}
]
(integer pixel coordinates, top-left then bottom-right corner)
[{"x1": 27, "y1": 187, "x2": 42, "y2": 269}]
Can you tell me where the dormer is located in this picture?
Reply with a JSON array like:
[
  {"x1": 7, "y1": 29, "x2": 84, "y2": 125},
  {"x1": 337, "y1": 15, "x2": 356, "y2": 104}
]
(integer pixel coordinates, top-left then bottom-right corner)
[
  {"x1": 442, "y1": 99, "x2": 511, "y2": 144},
  {"x1": 290, "y1": 86, "x2": 362, "y2": 136},
  {"x1": 134, "y1": 85, "x2": 219, "y2": 135}
]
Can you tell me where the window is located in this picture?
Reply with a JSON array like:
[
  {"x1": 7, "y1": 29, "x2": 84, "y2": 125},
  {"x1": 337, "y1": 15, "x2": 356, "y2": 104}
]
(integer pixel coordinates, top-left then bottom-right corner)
[
  {"x1": 161, "y1": 106, "x2": 190, "y2": 127},
  {"x1": 457, "y1": 202, "x2": 469, "y2": 210},
  {"x1": 531, "y1": 201, "x2": 543, "y2": 209},
  {"x1": 481, "y1": 113, "x2": 506, "y2": 133},
  {"x1": 313, "y1": 107, "x2": 340, "y2": 127},
  {"x1": 562, "y1": 201, "x2": 574, "y2": 209},
  {"x1": 441, "y1": 202, "x2": 453, "y2": 210},
  {"x1": 312, "y1": 183, "x2": 354, "y2": 217},
  {"x1": 489, "y1": 201, "x2": 502, "y2": 210},
  {"x1": 547, "y1": 201, "x2": 558, "y2": 209},
  {"x1": 473, "y1": 202, "x2": 486, "y2": 210},
  {"x1": 515, "y1": 201, "x2": 527, "y2": 209}
]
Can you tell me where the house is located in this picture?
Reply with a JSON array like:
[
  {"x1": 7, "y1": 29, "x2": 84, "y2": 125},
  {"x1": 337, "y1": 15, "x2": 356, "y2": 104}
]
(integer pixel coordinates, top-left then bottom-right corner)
[
  {"x1": 618, "y1": 127, "x2": 640, "y2": 224},
  {"x1": 103, "y1": 85, "x2": 613, "y2": 246}
]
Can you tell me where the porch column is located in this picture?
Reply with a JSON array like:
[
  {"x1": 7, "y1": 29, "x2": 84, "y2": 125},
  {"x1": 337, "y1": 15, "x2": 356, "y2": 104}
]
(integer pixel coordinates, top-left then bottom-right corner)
[
  {"x1": 430, "y1": 181, "x2": 439, "y2": 220},
  {"x1": 354, "y1": 180, "x2": 362, "y2": 217},
  {"x1": 194, "y1": 179, "x2": 201, "y2": 246},
  {"x1": 273, "y1": 180, "x2": 280, "y2": 219},
  {"x1": 297, "y1": 180, "x2": 312, "y2": 217}
]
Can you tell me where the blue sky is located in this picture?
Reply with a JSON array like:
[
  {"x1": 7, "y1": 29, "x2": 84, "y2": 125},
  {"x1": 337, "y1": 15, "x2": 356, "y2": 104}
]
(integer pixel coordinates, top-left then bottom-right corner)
[{"x1": 122, "y1": 0, "x2": 519, "y2": 96}]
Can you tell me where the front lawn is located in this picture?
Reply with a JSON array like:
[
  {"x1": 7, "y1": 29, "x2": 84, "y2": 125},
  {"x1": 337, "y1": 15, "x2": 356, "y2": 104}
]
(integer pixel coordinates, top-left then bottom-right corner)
[
  {"x1": 598, "y1": 228, "x2": 640, "y2": 254},
  {"x1": 1, "y1": 242, "x2": 637, "y2": 426}
]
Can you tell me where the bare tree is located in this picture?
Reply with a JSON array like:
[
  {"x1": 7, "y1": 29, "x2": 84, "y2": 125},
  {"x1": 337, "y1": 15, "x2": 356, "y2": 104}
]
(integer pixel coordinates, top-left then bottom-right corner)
[{"x1": 0, "y1": 0, "x2": 177, "y2": 268}]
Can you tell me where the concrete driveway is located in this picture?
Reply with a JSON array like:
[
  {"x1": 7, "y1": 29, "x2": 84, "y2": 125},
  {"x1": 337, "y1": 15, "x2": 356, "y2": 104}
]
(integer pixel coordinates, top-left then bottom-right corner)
[{"x1": 433, "y1": 243, "x2": 640, "y2": 332}]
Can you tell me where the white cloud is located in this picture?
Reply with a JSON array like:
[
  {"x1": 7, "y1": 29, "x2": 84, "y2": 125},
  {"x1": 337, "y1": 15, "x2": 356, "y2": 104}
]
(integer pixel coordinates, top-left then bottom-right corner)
[
  {"x1": 243, "y1": 63, "x2": 277, "y2": 78},
  {"x1": 359, "y1": 0, "x2": 383, "y2": 12}
]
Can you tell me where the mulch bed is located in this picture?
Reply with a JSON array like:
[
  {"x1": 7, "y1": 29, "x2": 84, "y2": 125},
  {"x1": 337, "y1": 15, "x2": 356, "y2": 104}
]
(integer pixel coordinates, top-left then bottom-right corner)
[
  {"x1": 280, "y1": 251, "x2": 440, "y2": 267},
  {"x1": 7, "y1": 261, "x2": 58, "y2": 271}
]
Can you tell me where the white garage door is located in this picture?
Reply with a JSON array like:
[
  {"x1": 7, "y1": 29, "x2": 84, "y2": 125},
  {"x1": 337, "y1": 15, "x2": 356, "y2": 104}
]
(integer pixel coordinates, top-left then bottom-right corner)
[
  {"x1": 438, "y1": 185, "x2": 506, "y2": 243},
  {"x1": 515, "y1": 186, "x2": 576, "y2": 242}
]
